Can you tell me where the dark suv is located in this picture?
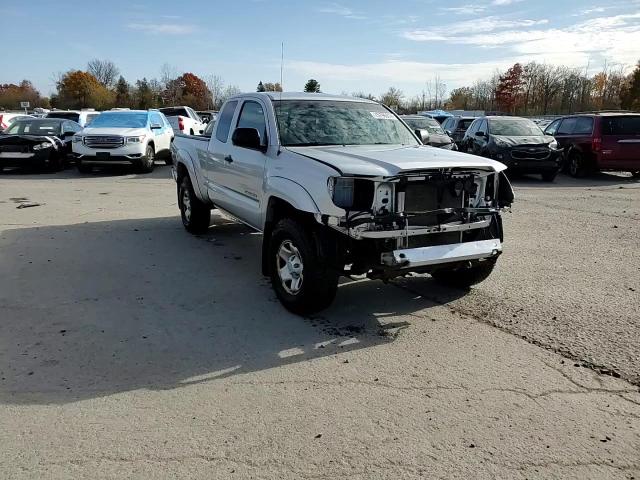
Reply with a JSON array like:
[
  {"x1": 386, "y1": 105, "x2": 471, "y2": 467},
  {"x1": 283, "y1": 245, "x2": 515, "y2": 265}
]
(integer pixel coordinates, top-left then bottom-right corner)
[
  {"x1": 544, "y1": 113, "x2": 640, "y2": 178},
  {"x1": 441, "y1": 116, "x2": 477, "y2": 148},
  {"x1": 461, "y1": 116, "x2": 561, "y2": 181}
]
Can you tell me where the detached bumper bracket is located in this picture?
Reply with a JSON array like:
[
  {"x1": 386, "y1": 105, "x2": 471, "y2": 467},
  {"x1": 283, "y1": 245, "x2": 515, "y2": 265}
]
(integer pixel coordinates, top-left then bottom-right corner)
[{"x1": 381, "y1": 239, "x2": 502, "y2": 268}]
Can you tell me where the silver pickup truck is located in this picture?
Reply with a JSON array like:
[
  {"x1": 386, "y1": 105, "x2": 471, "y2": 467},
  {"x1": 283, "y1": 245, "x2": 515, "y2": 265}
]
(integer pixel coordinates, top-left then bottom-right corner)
[{"x1": 171, "y1": 93, "x2": 514, "y2": 314}]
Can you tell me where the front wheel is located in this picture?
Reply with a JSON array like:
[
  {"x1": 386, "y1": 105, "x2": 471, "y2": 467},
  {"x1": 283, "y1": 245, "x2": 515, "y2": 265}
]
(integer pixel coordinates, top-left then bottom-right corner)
[
  {"x1": 136, "y1": 144, "x2": 155, "y2": 173},
  {"x1": 431, "y1": 259, "x2": 497, "y2": 289},
  {"x1": 178, "y1": 175, "x2": 211, "y2": 234},
  {"x1": 541, "y1": 169, "x2": 558, "y2": 182},
  {"x1": 77, "y1": 161, "x2": 92, "y2": 174},
  {"x1": 269, "y1": 219, "x2": 339, "y2": 315}
]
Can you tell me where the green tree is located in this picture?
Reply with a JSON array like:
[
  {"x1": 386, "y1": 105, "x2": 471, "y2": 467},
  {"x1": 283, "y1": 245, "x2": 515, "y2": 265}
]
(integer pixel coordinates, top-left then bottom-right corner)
[
  {"x1": 257, "y1": 81, "x2": 266, "y2": 92},
  {"x1": 621, "y1": 61, "x2": 640, "y2": 110},
  {"x1": 114, "y1": 76, "x2": 131, "y2": 107},
  {"x1": 135, "y1": 78, "x2": 156, "y2": 109},
  {"x1": 304, "y1": 79, "x2": 321, "y2": 93}
]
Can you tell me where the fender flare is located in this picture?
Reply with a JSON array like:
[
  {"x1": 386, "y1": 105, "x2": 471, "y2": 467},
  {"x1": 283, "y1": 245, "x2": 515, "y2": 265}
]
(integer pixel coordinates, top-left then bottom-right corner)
[
  {"x1": 172, "y1": 146, "x2": 208, "y2": 203},
  {"x1": 263, "y1": 176, "x2": 320, "y2": 220}
]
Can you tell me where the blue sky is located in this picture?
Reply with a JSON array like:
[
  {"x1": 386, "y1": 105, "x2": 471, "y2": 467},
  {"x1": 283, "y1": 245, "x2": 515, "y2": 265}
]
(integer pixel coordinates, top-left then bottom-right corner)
[{"x1": 1, "y1": 0, "x2": 639, "y2": 99}]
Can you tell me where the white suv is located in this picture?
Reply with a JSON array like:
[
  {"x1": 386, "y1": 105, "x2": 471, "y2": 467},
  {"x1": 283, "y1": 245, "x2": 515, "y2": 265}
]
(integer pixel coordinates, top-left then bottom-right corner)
[
  {"x1": 46, "y1": 109, "x2": 100, "y2": 127},
  {"x1": 72, "y1": 110, "x2": 174, "y2": 173}
]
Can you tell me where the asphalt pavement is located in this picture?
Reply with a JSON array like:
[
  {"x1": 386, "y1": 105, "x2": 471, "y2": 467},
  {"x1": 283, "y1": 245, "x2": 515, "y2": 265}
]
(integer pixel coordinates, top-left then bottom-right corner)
[{"x1": 0, "y1": 166, "x2": 638, "y2": 479}]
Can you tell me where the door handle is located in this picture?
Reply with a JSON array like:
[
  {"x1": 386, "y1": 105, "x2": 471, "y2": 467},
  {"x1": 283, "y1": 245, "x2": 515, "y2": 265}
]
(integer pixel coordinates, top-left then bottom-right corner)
[{"x1": 224, "y1": 155, "x2": 233, "y2": 163}]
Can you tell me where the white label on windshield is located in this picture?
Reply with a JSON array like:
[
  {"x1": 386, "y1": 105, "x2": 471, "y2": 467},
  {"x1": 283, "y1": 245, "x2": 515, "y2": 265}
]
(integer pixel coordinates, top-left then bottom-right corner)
[{"x1": 370, "y1": 112, "x2": 396, "y2": 120}]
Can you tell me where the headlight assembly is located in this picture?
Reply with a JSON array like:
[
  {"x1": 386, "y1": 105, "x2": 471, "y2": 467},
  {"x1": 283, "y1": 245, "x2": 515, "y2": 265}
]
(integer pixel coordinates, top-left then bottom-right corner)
[
  {"x1": 328, "y1": 177, "x2": 375, "y2": 211},
  {"x1": 32, "y1": 142, "x2": 52, "y2": 151},
  {"x1": 72, "y1": 135, "x2": 83, "y2": 143},
  {"x1": 549, "y1": 140, "x2": 558, "y2": 150},
  {"x1": 126, "y1": 135, "x2": 145, "y2": 144}
]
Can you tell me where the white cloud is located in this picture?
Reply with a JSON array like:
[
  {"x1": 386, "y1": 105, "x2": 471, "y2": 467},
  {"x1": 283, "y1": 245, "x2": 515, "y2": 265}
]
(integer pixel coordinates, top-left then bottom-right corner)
[
  {"x1": 491, "y1": 0, "x2": 523, "y2": 5},
  {"x1": 126, "y1": 23, "x2": 197, "y2": 35},
  {"x1": 317, "y1": 3, "x2": 366, "y2": 19},
  {"x1": 440, "y1": 5, "x2": 487, "y2": 15},
  {"x1": 403, "y1": 12, "x2": 640, "y2": 69},
  {"x1": 404, "y1": 16, "x2": 549, "y2": 40}
]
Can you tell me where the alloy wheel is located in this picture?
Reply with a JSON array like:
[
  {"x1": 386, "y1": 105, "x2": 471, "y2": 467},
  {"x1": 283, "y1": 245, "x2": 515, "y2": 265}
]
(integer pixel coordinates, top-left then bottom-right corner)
[{"x1": 276, "y1": 240, "x2": 304, "y2": 295}]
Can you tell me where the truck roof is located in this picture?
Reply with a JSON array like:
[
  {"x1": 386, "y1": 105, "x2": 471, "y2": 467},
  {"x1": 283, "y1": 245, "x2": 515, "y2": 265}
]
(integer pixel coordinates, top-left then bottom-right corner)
[{"x1": 236, "y1": 92, "x2": 378, "y2": 104}]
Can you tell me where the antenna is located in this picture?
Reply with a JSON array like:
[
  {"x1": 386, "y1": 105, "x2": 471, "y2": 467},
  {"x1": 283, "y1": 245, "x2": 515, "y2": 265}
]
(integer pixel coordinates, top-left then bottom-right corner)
[
  {"x1": 277, "y1": 42, "x2": 284, "y2": 155},
  {"x1": 280, "y1": 42, "x2": 284, "y2": 91}
]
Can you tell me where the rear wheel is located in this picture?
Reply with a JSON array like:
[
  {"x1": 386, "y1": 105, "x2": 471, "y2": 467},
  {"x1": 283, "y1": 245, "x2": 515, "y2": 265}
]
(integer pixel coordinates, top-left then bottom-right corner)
[
  {"x1": 268, "y1": 218, "x2": 339, "y2": 315},
  {"x1": 431, "y1": 259, "x2": 497, "y2": 289},
  {"x1": 47, "y1": 153, "x2": 64, "y2": 172},
  {"x1": 178, "y1": 175, "x2": 211, "y2": 234},
  {"x1": 568, "y1": 152, "x2": 589, "y2": 178}
]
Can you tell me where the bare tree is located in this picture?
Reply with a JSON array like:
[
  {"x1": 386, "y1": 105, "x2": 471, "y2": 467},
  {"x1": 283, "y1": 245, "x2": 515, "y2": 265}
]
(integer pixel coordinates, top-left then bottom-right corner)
[
  {"x1": 379, "y1": 87, "x2": 404, "y2": 110},
  {"x1": 218, "y1": 85, "x2": 241, "y2": 107},
  {"x1": 205, "y1": 75, "x2": 225, "y2": 110},
  {"x1": 87, "y1": 59, "x2": 120, "y2": 88}
]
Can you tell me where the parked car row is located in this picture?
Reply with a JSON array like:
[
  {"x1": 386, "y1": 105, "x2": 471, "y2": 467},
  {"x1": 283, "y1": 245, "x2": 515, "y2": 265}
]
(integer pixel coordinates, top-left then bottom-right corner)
[
  {"x1": 431, "y1": 111, "x2": 639, "y2": 180},
  {"x1": 0, "y1": 108, "x2": 176, "y2": 173}
]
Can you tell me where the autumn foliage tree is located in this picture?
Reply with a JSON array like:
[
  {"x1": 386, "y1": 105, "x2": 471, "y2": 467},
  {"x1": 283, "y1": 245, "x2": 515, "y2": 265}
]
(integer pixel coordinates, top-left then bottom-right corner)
[
  {"x1": 495, "y1": 63, "x2": 525, "y2": 114},
  {"x1": 53, "y1": 70, "x2": 113, "y2": 109},
  {"x1": 621, "y1": 61, "x2": 640, "y2": 111},
  {"x1": 0, "y1": 80, "x2": 49, "y2": 109}
]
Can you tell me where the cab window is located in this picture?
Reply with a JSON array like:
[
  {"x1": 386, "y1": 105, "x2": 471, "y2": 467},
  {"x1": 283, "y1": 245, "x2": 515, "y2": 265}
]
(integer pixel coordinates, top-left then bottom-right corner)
[
  {"x1": 236, "y1": 101, "x2": 267, "y2": 145},
  {"x1": 557, "y1": 118, "x2": 577, "y2": 135},
  {"x1": 216, "y1": 101, "x2": 238, "y2": 143}
]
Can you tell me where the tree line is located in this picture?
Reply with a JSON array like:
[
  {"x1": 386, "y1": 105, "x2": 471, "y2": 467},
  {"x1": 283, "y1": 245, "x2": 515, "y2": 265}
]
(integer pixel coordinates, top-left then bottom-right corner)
[{"x1": 2, "y1": 59, "x2": 639, "y2": 115}]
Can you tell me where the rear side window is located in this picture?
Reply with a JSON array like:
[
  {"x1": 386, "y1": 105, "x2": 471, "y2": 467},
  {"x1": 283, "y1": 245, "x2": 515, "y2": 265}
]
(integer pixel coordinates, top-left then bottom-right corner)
[
  {"x1": 458, "y1": 119, "x2": 474, "y2": 130},
  {"x1": 602, "y1": 116, "x2": 640, "y2": 135},
  {"x1": 237, "y1": 101, "x2": 267, "y2": 144},
  {"x1": 573, "y1": 117, "x2": 594, "y2": 135},
  {"x1": 216, "y1": 101, "x2": 238, "y2": 143},
  {"x1": 557, "y1": 118, "x2": 577, "y2": 135}
]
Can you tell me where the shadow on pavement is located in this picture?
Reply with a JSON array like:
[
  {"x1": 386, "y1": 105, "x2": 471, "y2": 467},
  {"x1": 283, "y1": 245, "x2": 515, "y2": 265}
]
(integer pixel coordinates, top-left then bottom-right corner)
[
  {"x1": 510, "y1": 171, "x2": 639, "y2": 189},
  {"x1": 0, "y1": 214, "x2": 464, "y2": 405},
  {"x1": 0, "y1": 162, "x2": 173, "y2": 180}
]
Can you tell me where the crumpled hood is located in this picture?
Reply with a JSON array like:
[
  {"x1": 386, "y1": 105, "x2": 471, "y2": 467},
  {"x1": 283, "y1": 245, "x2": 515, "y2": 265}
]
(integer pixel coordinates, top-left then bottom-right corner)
[
  {"x1": 80, "y1": 127, "x2": 147, "y2": 137},
  {"x1": 492, "y1": 135, "x2": 555, "y2": 147},
  {"x1": 287, "y1": 144, "x2": 506, "y2": 176}
]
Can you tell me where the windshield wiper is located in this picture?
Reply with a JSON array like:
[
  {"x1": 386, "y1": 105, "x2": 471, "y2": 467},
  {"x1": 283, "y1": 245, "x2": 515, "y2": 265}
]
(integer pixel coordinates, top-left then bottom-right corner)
[{"x1": 286, "y1": 142, "x2": 345, "y2": 147}]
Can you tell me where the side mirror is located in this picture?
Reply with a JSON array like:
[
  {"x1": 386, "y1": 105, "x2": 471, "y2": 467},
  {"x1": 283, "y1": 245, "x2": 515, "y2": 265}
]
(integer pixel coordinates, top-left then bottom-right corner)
[
  {"x1": 232, "y1": 127, "x2": 266, "y2": 152},
  {"x1": 445, "y1": 130, "x2": 452, "y2": 136},
  {"x1": 415, "y1": 129, "x2": 429, "y2": 144},
  {"x1": 150, "y1": 123, "x2": 162, "y2": 130},
  {"x1": 475, "y1": 131, "x2": 486, "y2": 137},
  {"x1": 62, "y1": 131, "x2": 75, "y2": 138}
]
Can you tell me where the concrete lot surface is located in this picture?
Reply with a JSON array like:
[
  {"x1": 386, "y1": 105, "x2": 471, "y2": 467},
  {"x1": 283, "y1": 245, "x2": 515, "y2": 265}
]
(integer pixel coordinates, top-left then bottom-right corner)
[{"x1": 1, "y1": 167, "x2": 639, "y2": 479}]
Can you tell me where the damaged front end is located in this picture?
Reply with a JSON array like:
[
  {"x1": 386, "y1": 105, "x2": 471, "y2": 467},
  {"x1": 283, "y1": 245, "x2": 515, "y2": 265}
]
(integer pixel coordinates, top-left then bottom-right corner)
[{"x1": 320, "y1": 168, "x2": 514, "y2": 280}]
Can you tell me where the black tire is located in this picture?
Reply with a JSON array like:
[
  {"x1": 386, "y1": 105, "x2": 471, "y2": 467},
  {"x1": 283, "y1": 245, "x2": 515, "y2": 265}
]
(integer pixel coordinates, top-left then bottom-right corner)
[
  {"x1": 165, "y1": 146, "x2": 174, "y2": 165},
  {"x1": 47, "y1": 153, "x2": 64, "y2": 172},
  {"x1": 431, "y1": 259, "x2": 497, "y2": 289},
  {"x1": 178, "y1": 175, "x2": 211, "y2": 234},
  {"x1": 136, "y1": 144, "x2": 155, "y2": 173},
  {"x1": 568, "y1": 152, "x2": 588, "y2": 178},
  {"x1": 631, "y1": 171, "x2": 640, "y2": 179},
  {"x1": 268, "y1": 219, "x2": 339, "y2": 315},
  {"x1": 541, "y1": 169, "x2": 558, "y2": 182},
  {"x1": 77, "y1": 161, "x2": 92, "y2": 174}
]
